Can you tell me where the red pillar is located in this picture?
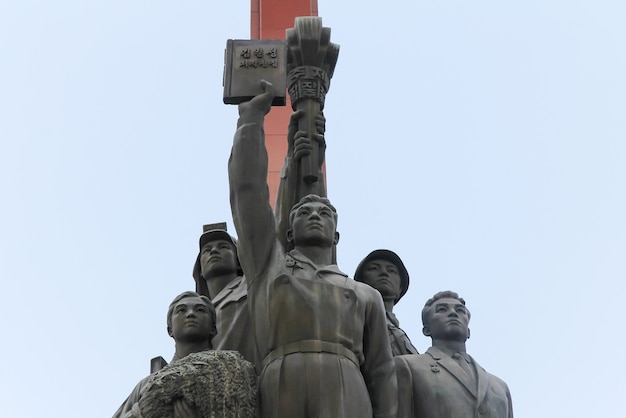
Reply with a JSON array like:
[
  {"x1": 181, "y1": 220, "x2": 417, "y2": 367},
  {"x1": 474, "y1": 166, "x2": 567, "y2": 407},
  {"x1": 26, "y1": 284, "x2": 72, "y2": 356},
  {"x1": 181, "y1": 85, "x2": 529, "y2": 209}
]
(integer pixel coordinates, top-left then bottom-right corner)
[{"x1": 250, "y1": 0, "x2": 319, "y2": 208}]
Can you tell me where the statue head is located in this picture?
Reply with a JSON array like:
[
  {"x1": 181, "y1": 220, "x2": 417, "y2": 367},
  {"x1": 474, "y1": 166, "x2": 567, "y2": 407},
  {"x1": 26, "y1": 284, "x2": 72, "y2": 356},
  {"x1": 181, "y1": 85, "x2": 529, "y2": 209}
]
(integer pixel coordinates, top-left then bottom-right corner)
[
  {"x1": 287, "y1": 194, "x2": 339, "y2": 249},
  {"x1": 421, "y1": 290, "x2": 471, "y2": 343},
  {"x1": 167, "y1": 291, "x2": 217, "y2": 348},
  {"x1": 353, "y1": 249, "x2": 410, "y2": 304},
  {"x1": 192, "y1": 227, "x2": 242, "y2": 297},
  {"x1": 199, "y1": 230, "x2": 240, "y2": 277}
]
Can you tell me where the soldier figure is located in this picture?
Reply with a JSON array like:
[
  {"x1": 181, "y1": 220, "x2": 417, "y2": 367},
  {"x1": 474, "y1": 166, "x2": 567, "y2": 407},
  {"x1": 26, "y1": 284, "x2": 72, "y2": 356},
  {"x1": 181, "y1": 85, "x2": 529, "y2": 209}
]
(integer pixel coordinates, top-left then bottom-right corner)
[{"x1": 354, "y1": 249, "x2": 419, "y2": 356}]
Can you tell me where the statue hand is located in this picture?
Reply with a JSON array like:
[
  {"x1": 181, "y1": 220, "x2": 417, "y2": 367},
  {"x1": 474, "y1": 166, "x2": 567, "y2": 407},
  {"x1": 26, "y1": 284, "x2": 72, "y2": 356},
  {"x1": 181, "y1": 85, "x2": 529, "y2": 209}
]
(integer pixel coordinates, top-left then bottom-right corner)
[
  {"x1": 287, "y1": 110, "x2": 305, "y2": 151},
  {"x1": 314, "y1": 111, "x2": 326, "y2": 135},
  {"x1": 238, "y1": 80, "x2": 275, "y2": 117},
  {"x1": 293, "y1": 130, "x2": 325, "y2": 163},
  {"x1": 313, "y1": 112, "x2": 326, "y2": 165},
  {"x1": 173, "y1": 398, "x2": 200, "y2": 418},
  {"x1": 293, "y1": 131, "x2": 312, "y2": 161}
]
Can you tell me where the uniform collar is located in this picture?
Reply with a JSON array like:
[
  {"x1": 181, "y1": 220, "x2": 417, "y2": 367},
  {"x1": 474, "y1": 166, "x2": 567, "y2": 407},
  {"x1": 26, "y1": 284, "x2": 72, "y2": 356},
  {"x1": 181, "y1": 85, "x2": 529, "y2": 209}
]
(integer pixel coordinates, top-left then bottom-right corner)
[
  {"x1": 211, "y1": 275, "x2": 245, "y2": 306},
  {"x1": 287, "y1": 249, "x2": 347, "y2": 277}
]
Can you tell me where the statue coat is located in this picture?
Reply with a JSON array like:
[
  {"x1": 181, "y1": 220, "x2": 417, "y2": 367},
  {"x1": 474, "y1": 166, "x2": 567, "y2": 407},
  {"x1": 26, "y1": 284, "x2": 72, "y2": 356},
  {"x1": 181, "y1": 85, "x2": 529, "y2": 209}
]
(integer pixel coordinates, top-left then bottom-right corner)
[
  {"x1": 395, "y1": 347, "x2": 513, "y2": 418},
  {"x1": 229, "y1": 118, "x2": 397, "y2": 418}
]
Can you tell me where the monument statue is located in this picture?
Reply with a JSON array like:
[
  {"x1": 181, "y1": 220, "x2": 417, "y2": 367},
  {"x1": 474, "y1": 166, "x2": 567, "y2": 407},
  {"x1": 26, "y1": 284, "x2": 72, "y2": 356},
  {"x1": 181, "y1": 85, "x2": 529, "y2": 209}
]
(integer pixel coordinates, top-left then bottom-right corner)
[
  {"x1": 228, "y1": 80, "x2": 397, "y2": 417},
  {"x1": 395, "y1": 291, "x2": 514, "y2": 417},
  {"x1": 113, "y1": 291, "x2": 257, "y2": 418},
  {"x1": 354, "y1": 249, "x2": 419, "y2": 356},
  {"x1": 192, "y1": 223, "x2": 255, "y2": 364},
  {"x1": 111, "y1": 15, "x2": 514, "y2": 418}
]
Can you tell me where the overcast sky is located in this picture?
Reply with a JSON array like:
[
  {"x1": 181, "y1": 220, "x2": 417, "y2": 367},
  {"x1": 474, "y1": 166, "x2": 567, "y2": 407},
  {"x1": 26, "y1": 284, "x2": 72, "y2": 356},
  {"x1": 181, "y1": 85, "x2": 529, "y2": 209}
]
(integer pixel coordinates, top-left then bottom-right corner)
[{"x1": 1, "y1": 1, "x2": 625, "y2": 417}]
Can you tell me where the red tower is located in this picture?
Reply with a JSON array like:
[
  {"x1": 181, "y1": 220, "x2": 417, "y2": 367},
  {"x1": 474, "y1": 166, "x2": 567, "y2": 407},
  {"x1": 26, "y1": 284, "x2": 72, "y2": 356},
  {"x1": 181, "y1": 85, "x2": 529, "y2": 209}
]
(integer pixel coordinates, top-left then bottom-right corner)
[{"x1": 250, "y1": 0, "x2": 319, "y2": 208}]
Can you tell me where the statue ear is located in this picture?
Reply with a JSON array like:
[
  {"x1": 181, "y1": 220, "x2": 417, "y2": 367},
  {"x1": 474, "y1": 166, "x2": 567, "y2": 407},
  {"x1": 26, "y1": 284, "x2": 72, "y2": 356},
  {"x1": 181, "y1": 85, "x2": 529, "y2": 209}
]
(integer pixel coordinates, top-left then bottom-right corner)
[
  {"x1": 422, "y1": 326, "x2": 431, "y2": 337},
  {"x1": 333, "y1": 231, "x2": 340, "y2": 245},
  {"x1": 167, "y1": 327, "x2": 173, "y2": 338},
  {"x1": 286, "y1": 229, "x2": 294, "y2": 243},
  {"x1": 467, "y1": 328, "x2": 470, "y2": 339}
]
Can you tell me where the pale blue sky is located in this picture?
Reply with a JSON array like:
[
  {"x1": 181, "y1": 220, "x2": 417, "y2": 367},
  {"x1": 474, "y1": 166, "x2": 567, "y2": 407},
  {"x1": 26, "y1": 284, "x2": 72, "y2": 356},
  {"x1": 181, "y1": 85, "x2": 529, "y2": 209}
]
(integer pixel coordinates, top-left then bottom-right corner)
[{"x1": 1, "y1": 1, "x2": 625, "y2": 417}]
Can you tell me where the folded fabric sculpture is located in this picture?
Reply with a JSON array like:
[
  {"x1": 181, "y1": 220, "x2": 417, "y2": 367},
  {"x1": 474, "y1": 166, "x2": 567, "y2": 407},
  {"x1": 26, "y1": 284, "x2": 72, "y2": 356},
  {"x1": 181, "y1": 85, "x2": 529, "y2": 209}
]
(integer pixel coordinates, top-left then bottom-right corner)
[{"x1": 137, "y1": 350, "x2": 257, "y2": 418}]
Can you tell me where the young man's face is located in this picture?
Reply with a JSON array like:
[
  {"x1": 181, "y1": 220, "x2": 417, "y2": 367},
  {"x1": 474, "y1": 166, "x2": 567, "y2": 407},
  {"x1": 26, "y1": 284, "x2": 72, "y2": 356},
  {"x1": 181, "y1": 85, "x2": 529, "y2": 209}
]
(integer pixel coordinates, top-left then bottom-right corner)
[
  {"x1": 169, "y1": 296, "x2": 213, "y2": 343},
  {"x1": 288, "y1": 201, "x2": 337, "y2": 248},
  {"x1": 424, "y1": 297, "x2": 470, "y2": 343},
  {"x1": 360, "y1": 259, "x2": 401, "y2": 301},
  {"x1": 199, "y1": 239, "x2": 238, "y2": 278}
]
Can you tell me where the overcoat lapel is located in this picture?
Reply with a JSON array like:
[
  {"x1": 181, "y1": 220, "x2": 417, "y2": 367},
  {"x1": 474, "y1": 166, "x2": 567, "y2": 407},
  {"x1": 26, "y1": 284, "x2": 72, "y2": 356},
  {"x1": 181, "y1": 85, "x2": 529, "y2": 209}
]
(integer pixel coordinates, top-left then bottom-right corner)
[
  {"x1": 471, "y1": 355, "x2": 490, "y2": 410},
  {"x1": 427, "y1": 347, "x2": 477, "y2": 398}
]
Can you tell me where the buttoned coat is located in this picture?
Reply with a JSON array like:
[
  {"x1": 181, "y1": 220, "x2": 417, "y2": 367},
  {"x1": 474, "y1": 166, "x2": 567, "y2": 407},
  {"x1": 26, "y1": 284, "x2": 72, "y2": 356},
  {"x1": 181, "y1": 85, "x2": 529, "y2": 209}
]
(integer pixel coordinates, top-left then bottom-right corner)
[
  {"x1": 395, "y1": 347, "x2": 513, "y2": 418},
  {"x1": 229, "y1": 116, "x2": 397, "y2": 418},
  {"x1": 210, "y1": 276, "x2": 256, "y2": 364}
]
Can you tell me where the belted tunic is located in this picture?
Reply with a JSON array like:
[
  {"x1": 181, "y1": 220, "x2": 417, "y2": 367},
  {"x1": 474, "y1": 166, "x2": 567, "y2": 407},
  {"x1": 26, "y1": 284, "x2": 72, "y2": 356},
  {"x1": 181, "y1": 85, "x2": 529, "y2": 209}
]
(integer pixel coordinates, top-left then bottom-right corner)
[{"x1": 229, "y1": 116, "x2": 397, "y2": 418}]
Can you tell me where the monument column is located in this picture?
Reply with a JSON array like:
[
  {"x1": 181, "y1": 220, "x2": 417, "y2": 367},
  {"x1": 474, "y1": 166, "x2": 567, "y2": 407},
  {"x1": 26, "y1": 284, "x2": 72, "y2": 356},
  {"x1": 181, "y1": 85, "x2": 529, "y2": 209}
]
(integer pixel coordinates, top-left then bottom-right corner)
[{"x1": 250, "y1": 0, "x2": 319, "y2": 208}]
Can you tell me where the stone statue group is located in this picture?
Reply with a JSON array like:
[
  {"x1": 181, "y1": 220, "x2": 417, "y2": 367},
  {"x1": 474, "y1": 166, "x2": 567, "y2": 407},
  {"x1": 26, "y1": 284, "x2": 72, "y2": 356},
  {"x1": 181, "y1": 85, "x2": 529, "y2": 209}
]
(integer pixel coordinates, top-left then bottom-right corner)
[{"x1": 113, "y1": 81, "x2": 513, "y2": 417}]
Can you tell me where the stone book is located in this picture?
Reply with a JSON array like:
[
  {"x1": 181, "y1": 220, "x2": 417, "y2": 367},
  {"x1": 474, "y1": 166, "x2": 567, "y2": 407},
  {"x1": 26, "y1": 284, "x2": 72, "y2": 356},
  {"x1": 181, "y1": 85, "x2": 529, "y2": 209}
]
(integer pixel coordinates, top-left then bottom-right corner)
[{"x1": 223, "y1": 39, "x2": 288, "y2": 106}]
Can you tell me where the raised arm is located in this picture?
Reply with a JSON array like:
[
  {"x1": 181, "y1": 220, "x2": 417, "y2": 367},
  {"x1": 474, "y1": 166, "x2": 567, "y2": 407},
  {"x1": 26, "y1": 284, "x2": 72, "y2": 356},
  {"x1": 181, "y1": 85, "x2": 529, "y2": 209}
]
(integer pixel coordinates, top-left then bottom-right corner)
[{"x1": 228, "y1": 81, "x2": 277, "y2": 284}]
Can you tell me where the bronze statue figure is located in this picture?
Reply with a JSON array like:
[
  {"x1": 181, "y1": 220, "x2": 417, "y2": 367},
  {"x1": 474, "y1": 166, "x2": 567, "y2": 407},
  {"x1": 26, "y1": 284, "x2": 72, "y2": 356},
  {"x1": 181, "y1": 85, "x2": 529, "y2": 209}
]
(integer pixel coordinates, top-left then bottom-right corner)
[
  {"x1": 113, "y1": 291, "x2": 257, "y2": 418},
  {"x1": 228, "y1": 81, "x2": 397, "y2": 417},
  {"x1": 395, "y1": 291, "x2": 513, "y2": 417},
  {"x1": 192, "y1": 224, "x2": 255, "y2": 364},
  {"x1": 354, "y1": 249, "x2": 419, "y2": 356},
  {"x1": 113, "y1": 291, "x2": 218, "y2": 418},
  {"x1": 104, "y1": 14, "x2": 517, "y2": 418}
]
